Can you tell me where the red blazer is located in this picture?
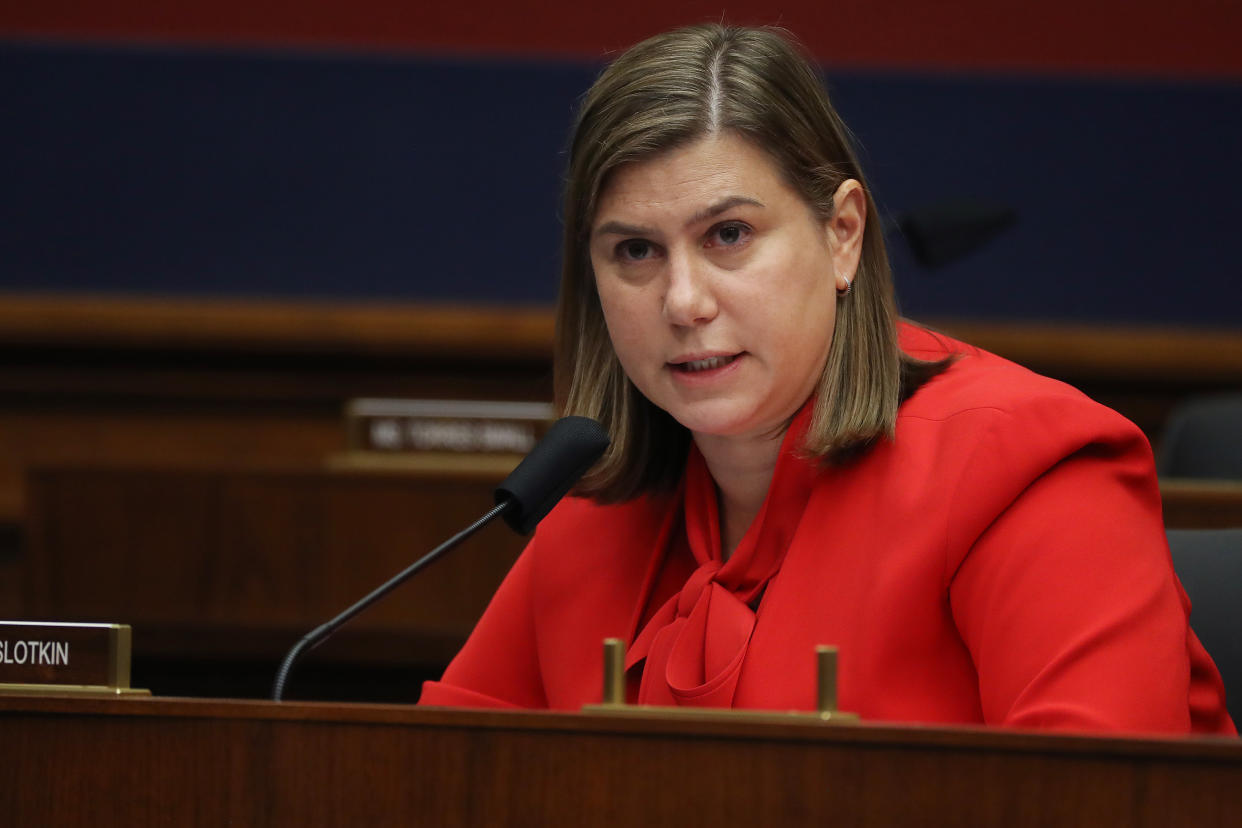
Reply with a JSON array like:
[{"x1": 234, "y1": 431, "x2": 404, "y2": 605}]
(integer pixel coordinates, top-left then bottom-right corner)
[{"x1": 421, "y1": 327, "x2": 1234, "y2": 734}]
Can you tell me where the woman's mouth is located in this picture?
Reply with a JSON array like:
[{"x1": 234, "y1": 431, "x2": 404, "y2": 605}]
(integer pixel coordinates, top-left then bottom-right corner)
[{"x1": 670, "y1": 354, "x2": 741, "y2": 373}]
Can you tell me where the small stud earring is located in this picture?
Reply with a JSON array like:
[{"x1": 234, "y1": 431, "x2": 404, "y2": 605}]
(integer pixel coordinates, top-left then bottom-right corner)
[{"x1": 836, "y1": 275, "x2": 853, "y2": 297}]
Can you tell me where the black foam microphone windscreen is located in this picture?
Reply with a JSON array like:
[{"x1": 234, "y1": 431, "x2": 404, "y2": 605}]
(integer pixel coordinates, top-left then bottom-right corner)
[{"x1": 494, "y1": 416, "x2": 610, "y2": 534}]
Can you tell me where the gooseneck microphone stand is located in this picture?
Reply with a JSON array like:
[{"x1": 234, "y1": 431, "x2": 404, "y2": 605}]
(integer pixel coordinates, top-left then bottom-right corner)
[
  {"x1": 271, "y1": 415, "x2": 610, "y2": 702},
  {"x1": 271, "y1": 501, "x2": 510, "y2": 701}
]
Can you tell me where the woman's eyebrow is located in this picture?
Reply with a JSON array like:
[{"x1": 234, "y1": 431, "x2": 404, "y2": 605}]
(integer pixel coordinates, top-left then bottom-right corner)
[
  {"x1": 594, "y1": 220, "x2": 654, "y2": 238},
  {"x1": 594, "y1": 196, "x2": 764, "y2": 239},
  {"x1": 687, "y1": 195, "x2": 763, "y2": 227}
]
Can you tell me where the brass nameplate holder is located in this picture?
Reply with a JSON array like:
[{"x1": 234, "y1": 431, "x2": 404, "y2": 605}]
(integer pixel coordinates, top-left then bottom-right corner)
[
  {"x1": 0, "y1": 621, "x2": 150, "y2": 697},
  {"x1": 583, "y1": 638, "x2": 859, "y2": 724}
]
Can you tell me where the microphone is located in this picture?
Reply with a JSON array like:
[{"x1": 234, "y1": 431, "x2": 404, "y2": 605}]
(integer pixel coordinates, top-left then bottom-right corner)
[
  {"x1": 495, "y1": 415, "x2": 612, "y2": 534},
  {"x1": 271, "y1": 416, "x2": 610, "y2": 701}
]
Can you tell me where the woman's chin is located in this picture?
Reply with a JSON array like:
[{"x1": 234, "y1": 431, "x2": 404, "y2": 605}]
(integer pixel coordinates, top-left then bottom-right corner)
[{"x1": 672, "y1": 406, "x2": 781, "y2": 444}]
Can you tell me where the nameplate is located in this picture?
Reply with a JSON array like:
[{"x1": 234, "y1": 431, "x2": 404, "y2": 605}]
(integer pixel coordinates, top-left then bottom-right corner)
[
  {"x1": 0, "y1": 621, "x2": 146, "y2": 696},
  {"x1": 346, "y1": 399, "x2": 554, "y2": 455}
]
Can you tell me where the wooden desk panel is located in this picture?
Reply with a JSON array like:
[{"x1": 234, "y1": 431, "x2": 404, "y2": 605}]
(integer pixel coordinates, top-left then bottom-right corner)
[
  {"x1": 21, "y1": 464, "x2": 1242, "y2": 675},
  {"x1": 22, "y1": 465, "x2": 527, "y2": 672},
  {"x1": 2, "y1": 695, "x2": 1240, "y2": 827}
]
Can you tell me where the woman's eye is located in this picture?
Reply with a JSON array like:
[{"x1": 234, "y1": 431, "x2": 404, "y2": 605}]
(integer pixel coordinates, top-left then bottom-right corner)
[
  {"x1": 617, "y1": 239, "x2": 653, "y2": 261},
  {"x1": 708, "y1": 222, "x2": 750, "y2": 248}
]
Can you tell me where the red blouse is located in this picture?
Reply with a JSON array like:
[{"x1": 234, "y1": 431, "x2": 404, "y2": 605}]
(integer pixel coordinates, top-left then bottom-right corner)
[{"x1": 420, "y1": 327, "x2": 1235, "y2": 734}]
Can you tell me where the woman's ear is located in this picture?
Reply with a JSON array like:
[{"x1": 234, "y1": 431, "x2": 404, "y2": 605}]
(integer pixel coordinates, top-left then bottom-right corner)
[{"x1": 827, "y1": 179, "x2": 866, "y2": 291}]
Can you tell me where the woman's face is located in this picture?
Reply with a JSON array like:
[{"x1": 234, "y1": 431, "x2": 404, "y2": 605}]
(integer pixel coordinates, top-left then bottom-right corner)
[{"x1": 590, "y1": 132, "x2": 861, "y2": 444}]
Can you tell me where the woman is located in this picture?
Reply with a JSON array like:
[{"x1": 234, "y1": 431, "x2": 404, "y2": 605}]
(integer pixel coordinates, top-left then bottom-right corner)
[{"x1": 420, "y1": 25, "x2": 1233, "y2": 733}]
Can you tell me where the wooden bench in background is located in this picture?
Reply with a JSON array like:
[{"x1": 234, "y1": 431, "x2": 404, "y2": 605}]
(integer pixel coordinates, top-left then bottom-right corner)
[
  {"x1": 2, "y1": 294, "x2": 1239, "y2": 527},
  {"x1": 2, "y1": 293, "x2": 1239, "y2": 698}
]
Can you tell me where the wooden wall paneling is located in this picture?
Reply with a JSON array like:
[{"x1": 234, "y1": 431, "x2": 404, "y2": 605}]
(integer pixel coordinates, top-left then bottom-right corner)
[
  {"x1": 0, "y1": 295, "x2": 557, "y2": 527},
  {"x1": 0, "y1": 406, "x2": 340, "y2": 521},
  {"x1": 0, "y1": 295, "x2": 556, "y2": 358},
  {"x1": 1, "y1": 297, "x2": 1239, "y2": 532},
  {"x1": 22, "y1": 465, "x2": 527, "y2": 675},
  {"x1": 208, "y1": 469, "x2": 528, "y2": 637}
]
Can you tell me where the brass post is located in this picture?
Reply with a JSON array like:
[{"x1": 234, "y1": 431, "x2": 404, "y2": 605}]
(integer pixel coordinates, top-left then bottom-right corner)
[
  {"x1": 602, "y1": 638, "x2": 626, "y2": 705},
  {"x1": 816, "y1": 645, "x2": 839, "y2": 714},
  {"x1": 582, "y1": 639, "x2": 856, "y2": 722}
]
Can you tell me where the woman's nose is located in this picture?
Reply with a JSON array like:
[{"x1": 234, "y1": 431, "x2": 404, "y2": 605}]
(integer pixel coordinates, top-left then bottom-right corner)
[{"x1": 662, "y1": 252, "x2": 718, "y2": 327}]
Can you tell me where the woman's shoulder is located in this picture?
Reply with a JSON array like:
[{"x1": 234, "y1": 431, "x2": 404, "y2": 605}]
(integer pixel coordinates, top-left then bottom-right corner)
[
  {"x1": 891, "y1": 322, "x2": 1156, "y2": 513},
  {"x1": 897, "y1": 321, "x2": 1137, "y2": 437},
  {"x1": 892, "y1": 323, "x2": 1162, "y2": 577}
]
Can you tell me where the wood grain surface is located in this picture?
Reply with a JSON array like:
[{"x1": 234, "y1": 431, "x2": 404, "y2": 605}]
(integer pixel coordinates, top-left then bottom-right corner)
[
  {"x1": 0, "y1": 295, "x2": 1236, "y2": 527},
  {"x1": 2, "y1": 694, "x2": 1240, "y2": 827},
  {"x1": 12, "y1": 463, "x2": 1239, "y2": 700},
  {"x1": 21, "y1": 465, "x2": 527, "y2": 664}
]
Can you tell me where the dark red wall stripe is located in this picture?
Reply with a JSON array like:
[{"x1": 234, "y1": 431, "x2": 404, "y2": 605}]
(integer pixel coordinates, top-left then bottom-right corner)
[{"x1": 4, "y1": 0, "x2": 1242, "y2": 79}]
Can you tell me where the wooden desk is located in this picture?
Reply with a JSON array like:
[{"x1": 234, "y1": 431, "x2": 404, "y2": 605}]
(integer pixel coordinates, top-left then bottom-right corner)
[
  {"x1": 13, "y1": 462, "x2": 529, "y2": 698},
  {"x1": 20, "y1": 463, "x2": 525, "y2": 660},
  {"x1": 2, "y1": 694, "x2": 1239, "y2": 826},
  {"x1": 13, "y1": 463, "x2": 1241, "y2": 700}
]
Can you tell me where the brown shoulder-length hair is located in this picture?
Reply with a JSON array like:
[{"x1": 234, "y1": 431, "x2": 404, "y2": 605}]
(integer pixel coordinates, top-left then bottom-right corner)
[{"x1": 556, "y1": 24, "x2": 945, "y2": 502}]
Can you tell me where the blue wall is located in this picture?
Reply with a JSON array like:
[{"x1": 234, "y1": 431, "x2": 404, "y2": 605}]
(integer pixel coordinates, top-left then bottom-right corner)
[{"x1": 3, "y1": 40, "x2": 1240, "y2": 327}]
